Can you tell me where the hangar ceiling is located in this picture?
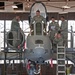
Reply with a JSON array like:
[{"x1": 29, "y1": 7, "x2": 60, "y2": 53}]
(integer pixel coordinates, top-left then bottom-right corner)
[
  {"x1": 0, "y1": 0, "x2": 75, "y2": 13},
  {"x1": 0, "y1": 0, "x2": 75, "y2": 2}
]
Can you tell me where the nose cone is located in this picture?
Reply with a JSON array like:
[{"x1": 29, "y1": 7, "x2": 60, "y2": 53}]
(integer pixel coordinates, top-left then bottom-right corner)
[
  {"x1": 24, "y1": 47, "x2": 51, "y2": 64},
  {"x1": 34, "y1": 47, "x2": 45, "y2": 63},
  {"x1": 34, "y1": 47, "x2": 45, "y2": 56}
]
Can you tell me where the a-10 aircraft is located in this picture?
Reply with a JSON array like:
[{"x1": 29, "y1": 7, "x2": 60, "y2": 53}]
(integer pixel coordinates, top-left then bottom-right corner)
[
  {"x1": 7, "y1": 1, "x2": 52, "y2": 64},
  {"x1": 6, "y1": 2, "x2": 52, "y2": 74}
]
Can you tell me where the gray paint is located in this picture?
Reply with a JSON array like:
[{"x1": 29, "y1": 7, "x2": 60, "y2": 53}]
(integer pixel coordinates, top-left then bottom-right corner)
[{"x1": 25, "y1": 35, "x2": 52, "y2": 62}]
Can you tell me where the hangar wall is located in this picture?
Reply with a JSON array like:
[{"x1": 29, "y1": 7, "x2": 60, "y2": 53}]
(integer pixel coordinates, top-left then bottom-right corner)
[{"x1": 0, "y1": 12, "x2": 75, "y2": 20}]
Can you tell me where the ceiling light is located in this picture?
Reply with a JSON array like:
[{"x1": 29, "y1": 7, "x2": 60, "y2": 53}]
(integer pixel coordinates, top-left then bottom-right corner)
[
  {"x1": 62, "y1": 5, "x2": 70, "y2": 9},
  {"x1": 12, "y1": 5, "x2": 18, "y2": 8},
  {"x1": 59, "y1": 12, "x2": 68, "y2": 14}
]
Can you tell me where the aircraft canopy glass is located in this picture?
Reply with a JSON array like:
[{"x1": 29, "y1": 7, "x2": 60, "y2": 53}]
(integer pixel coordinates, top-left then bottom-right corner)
[{"x1": 30, "y1": 2, "x2": 47, "y2": 18}]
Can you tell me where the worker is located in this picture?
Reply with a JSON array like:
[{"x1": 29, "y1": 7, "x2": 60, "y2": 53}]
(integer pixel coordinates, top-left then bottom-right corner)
[
  {"x1": 48, "y1": 17, "x2": 59, "y2": 49},
  {"x1": 30, "y1": 10, "x2": 46, "y2": 35},
  {"x1": 53, "y1": 31, "x2": 63, "y2": 52},
  {"x1": 11, "y1": 15, "x2": 21, "y2": 48},
  {"x1": 27, "y1": 60, "x2": 35, "y2": 75},
  {"x1": 30, "y1": 10, "x2": 46, "y2": 26},
  {"x1": 60, "y1": 16, "x2": 68, "y2": 46},
  {"x1": 66, "y1": 65, "x2": 72, "y2": 75}
]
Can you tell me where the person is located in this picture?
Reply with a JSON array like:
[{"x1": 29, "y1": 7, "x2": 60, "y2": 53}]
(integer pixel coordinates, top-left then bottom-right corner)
[
  {"x1": 60, "y1": 16, "x2": 68, "y2": 46},
  {"x1": 66, "y1": 65, "x2": 72, "y2": 75},
  {"x1": 53, "y1": 31, "x2": 63, "y2": 52},
  {"x1": 31, "y1": 10, "x2": 46, "y2": 25},
  {"x1": 53, "y1": 31, "x2": 63, "y2": 45},
  {"x1": 11, "y1": 16, "x2": 21, "y2": 48},
  {"x1": 11, "y1": 16, "x2": 20, "y2": 31},
  {"x1": 71, "y1": 64, "x2": 75, "y2": 74},
  {"x1": 30, "y1": 10, "x2": 46, "y2": 34},
  {"x1": 26, "y1": 60, "x2": 35, "y2": 75},
  {"x1": 48, "y1": 17, "x2": 59, "y2": 49}
]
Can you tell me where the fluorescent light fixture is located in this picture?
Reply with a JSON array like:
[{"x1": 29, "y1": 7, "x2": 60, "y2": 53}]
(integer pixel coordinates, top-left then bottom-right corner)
[
  {"x1": 62, "y1": 5, "x2": 70, "y2": 9},
  {"x1": 59, "y1": 12, "x2": 68, "y2": 14},
  {"x1": 12, "y1": 5, "x2": 18, "y2": 8}
]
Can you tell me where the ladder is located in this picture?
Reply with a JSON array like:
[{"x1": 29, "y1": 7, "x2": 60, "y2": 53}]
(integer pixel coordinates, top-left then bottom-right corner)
[{"x1": 57, "y1": 45, "x2": 66, "y2": 75}]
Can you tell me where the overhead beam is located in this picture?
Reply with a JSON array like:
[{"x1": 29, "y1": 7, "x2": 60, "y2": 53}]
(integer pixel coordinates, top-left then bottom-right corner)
[{"x1": 0, "y1": 0, "x2": 75, "y2": 2}]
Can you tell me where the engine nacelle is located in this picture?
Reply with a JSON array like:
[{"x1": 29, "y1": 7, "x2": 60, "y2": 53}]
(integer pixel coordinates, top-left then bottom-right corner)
[{"x1": 7, "y1": 30, "x2": 25, "y2": 50}]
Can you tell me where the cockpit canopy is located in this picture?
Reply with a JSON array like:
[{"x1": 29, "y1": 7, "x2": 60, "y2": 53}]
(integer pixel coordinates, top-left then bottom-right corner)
[
  {"x1": 30, "y1": 2, "x2": 47, "y2": 19},
  {"x1": 29, "y1": 2, "x2": 47, "y2": 35}
]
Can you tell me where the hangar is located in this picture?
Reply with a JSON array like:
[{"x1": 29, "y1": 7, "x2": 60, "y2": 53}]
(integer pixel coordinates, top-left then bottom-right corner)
[{"x1": 0, "y1": 0, "x2": 75, "y2": 75}]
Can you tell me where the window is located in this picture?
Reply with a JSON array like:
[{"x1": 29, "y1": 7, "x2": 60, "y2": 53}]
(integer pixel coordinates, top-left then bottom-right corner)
[
  {"x1": 5, "y1": 20, "x2": 12, "y2": 32},
  {"x1": 0, "y1": 2, "x2": 4, "y2": 10},
  {"x1": 0, "y1": 20, "x2": 4, "y2": 51},
  {"x1": 23, "y1": 20, "x2": 30, "y2": 36},
  {"x1": 68, "y1": 20, "x2": 75, "y2": 47}
]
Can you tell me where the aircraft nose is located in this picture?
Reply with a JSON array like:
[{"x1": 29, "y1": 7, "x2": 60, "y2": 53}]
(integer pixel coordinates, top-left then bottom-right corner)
[
  {"x1": 37, "y1": 57, "x2": 44, "y2": 63},
  {"x1": 34, "y1": 47, "x2": 45, "y2": 56},
  {"x1": 33, "y1": 47, "x2": 45, "y2": 63}
]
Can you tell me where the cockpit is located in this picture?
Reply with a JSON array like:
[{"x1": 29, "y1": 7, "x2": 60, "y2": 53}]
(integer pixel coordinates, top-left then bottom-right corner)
[
  {"x1": 30, "y1": 2, "x2": 47, "y2": 19},
  {"x1": 29, "y1": 2, "x2": 47, "y2": 35}
]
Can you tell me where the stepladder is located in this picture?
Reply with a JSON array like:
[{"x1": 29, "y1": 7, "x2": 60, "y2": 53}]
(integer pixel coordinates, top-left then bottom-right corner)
[{"x1": 57, "y1": 45, "x2": 66, "y2": 75}]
